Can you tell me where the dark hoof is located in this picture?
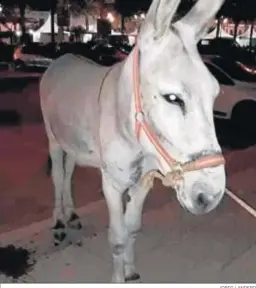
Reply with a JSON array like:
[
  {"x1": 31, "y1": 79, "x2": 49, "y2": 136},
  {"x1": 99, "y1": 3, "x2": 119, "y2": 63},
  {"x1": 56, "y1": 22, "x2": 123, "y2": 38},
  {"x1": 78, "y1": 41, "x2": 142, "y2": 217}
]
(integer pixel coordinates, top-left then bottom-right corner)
[
  {"x1": 52, "y1": 220, "x2": 67, "y2": 245},
  {"x1": 125, "y1": 273, "x2": 141, "y2": 282},
  {"x1": 53, "y1": 219, "x2": 65, "y2": 230},
  {"x1": 53, "y1": 231, "x2": 67, "y2": 246},
  {"x1": 67, "y1": 212, "x2": 82, "y2": 230}
]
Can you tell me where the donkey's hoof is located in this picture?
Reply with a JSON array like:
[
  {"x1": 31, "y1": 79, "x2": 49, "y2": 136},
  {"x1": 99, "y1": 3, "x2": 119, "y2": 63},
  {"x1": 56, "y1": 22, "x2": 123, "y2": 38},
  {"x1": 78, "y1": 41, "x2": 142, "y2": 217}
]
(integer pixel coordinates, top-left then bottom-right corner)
[
  {"x1": 52, "y1": 220, "x2": 67, "y2": 245},
  {"x1": 53, "y1": 231, "x2": 67, "y2": 246},
  {"x1": 125, "y1": 273, "x2": 141, "y2": 282},
  {"x1": 66, "y1": 213, "x2": 83, "y2": 246},
  {"x1": 67, "y1": 212, "x2": 82, "y2": 230}
]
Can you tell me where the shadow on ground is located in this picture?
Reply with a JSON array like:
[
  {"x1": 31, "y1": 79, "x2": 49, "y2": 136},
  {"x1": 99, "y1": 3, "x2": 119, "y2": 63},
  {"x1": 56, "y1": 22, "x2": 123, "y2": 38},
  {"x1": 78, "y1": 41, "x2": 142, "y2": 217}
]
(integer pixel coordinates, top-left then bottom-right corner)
[
  {"x1": 0, "y1": 76, "x2": 42, "y2": 126},
  {"x1": 0, "y1": 110, "x2": 22, "y2": 126},
  {"x1": 215, "y1": 118, "x2": 256, "y2": 150}
]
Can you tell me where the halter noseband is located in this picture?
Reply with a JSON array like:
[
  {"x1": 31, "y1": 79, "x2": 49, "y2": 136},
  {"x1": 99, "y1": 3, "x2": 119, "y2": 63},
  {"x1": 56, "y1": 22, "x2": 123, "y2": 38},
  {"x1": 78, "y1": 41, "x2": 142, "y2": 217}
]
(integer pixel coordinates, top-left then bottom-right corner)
[{"x1": 132, "y1": 45, "x2": 225, "y2": 189}]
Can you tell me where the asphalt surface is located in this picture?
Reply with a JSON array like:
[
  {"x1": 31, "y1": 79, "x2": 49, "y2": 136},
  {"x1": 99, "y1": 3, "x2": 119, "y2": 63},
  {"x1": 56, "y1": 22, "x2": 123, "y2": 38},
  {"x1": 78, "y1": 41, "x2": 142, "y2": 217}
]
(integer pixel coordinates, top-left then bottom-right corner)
[{"x1": 0, "y1": 70, "x2": 255, "y2": 235}]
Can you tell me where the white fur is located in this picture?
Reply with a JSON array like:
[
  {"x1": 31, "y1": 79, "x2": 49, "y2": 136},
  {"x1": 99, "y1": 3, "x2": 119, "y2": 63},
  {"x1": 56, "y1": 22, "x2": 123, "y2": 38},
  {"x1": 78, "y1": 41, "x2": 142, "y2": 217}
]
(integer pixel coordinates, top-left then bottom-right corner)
[{"x1": 40, "y1": 0, "x2": 226, "y2": 282}]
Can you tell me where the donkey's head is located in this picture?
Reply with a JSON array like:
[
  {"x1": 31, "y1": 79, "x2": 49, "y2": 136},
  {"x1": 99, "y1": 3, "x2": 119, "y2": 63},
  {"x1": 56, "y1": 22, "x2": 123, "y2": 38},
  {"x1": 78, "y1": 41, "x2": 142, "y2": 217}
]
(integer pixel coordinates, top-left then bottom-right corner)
[{"x1": 135, "y1": 0, "x2": 226, "y2": 215}]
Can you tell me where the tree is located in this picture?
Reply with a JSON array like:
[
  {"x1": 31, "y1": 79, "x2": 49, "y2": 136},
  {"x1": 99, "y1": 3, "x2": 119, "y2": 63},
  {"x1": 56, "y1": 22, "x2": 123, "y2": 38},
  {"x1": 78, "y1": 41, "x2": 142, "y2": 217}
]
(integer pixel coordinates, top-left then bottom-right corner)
[
  {"x1": 114, "y1": 0, "x2": 152, "y2": 18},
  {"x1": 213, "y1": 0, "x2": 233, "y2": 38},
  {"x1": 242, "y1": 0, "x2": 256, "y2": 47},
  {"x1": 1, "y1": 0, "x2": 28, "y2": 43},
  {"x1": 114, "y1": 0, "x2": 198, "y2": 32},
  {"x1": 217, "y1": 0, "x2": 255, "y2": 41},
  {"x1": 114, "y1": 0, "x2": 150, "y2": 32},
  {"x1": 70, "y1": 25, "x2": 86, "y2": 41},
  {"x1": 1, "y1": 0, "x2": 54, "y2": 43},
  {"x1": 175, "y1": 0, "x2": 196, "y2": 21},
  {"x1": 69, "y1": 0, "x2": 96, "y2": 31},
  {"x1": 50, "y1": 0, "x2": 56, "y2": 44},
  {"x1": 229, "y1": 1, "x2": 247, "y2": 40}
]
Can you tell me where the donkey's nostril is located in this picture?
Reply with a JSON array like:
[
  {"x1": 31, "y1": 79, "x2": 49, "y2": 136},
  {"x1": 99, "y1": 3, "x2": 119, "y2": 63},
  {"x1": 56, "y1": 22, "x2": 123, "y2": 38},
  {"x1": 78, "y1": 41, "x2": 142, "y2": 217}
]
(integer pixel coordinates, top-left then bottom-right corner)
[{"x1": 196, "y1": 193, "x2": 209, "y2": 208}]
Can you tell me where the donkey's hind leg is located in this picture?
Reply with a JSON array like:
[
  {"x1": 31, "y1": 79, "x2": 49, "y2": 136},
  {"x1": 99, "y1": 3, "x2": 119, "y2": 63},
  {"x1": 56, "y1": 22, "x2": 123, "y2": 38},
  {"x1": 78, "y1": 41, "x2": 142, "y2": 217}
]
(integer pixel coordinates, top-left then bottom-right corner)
[
  {"x1": 49, "y1": 143, "x2": 66, "y2": 246},
  {"x1": 62, "y1": 154, "x2": 82, "y2": 232}
]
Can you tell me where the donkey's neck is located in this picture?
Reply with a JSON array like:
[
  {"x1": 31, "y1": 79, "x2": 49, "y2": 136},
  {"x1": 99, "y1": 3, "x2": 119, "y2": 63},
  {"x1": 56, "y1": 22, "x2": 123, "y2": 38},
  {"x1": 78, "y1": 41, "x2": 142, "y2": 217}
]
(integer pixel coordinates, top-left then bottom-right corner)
[{"x1": 116, "y1": 49, "x2": 139, "y2": 146}]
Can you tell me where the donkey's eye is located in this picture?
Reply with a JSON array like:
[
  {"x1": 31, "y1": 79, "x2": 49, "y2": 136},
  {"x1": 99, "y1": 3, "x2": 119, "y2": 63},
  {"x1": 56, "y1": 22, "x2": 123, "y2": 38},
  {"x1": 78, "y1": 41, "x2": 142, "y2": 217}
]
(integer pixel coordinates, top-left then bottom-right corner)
[{"x1": 162, "y1": 93, "x2": 185, "y2": 109}]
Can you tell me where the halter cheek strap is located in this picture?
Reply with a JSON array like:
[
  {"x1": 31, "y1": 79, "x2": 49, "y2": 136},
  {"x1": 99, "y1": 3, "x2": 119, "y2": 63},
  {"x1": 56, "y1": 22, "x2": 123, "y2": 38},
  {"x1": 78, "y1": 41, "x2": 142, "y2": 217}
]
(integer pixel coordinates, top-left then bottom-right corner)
[
  {"x1": 132, "y1": 45, "x2": 225, "y2": 188},
  {"x1": 133, "y1": 45, "x2": 177, "y2": 169}
]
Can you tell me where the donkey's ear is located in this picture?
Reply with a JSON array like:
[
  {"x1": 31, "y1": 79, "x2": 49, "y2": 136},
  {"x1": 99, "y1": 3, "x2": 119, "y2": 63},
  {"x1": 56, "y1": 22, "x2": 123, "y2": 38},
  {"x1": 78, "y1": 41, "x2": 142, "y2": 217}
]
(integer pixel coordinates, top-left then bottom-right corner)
[
  {"x1": 173, "y1": 0, "x2": 225, "y2": 42},
  {"x1": 139, "y1": 0, "x2": 182, "y2": 43}
]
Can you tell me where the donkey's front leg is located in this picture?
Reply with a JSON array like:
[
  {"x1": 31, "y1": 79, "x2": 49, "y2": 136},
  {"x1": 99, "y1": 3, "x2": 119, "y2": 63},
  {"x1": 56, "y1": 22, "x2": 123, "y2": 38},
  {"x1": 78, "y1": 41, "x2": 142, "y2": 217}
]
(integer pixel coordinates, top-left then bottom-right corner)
[
  {"x1": 102, "y1": 172, "x2": 129, "y2": 283},
  {"x1": 124, "y1": 184, "x2": 151, "y2": 281}
]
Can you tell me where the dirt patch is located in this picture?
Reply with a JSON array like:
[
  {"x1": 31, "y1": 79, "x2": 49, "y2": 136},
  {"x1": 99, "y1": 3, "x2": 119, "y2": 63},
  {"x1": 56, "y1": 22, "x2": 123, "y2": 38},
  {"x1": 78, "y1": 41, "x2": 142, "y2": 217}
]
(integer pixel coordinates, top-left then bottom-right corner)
[{"x1": 0, "y1": 245, "x2": 35, "y2": 279}]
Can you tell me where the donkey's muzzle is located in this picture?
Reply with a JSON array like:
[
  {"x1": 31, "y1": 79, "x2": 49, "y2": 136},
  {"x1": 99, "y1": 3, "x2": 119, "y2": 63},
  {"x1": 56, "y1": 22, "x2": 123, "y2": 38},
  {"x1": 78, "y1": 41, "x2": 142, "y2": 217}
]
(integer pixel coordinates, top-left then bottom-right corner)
[{"x1": 191, "y1": 182, "x2": 224, "y2": 215}]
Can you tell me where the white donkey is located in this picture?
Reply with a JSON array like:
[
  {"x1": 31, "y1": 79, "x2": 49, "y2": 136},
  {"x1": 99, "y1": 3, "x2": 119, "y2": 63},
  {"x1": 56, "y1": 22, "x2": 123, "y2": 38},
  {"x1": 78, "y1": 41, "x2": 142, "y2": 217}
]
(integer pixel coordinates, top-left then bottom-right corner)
[{"x1": 40, "y1": 0, "x2": 226, "y2": 282}]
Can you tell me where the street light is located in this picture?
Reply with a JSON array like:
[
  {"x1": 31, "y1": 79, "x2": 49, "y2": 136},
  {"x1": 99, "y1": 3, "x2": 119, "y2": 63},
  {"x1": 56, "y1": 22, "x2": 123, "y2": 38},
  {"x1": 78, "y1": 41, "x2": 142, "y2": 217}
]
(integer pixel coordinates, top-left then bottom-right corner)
[
  {"x1": 0, "y1": 4, "x2": 3, "y2": 13},
  {"x1": 106, "y1": 12, "x2": 115, "y2": 23},
  {"x1": 15, "y1": 30, "x2": 22, "y2": 37}
]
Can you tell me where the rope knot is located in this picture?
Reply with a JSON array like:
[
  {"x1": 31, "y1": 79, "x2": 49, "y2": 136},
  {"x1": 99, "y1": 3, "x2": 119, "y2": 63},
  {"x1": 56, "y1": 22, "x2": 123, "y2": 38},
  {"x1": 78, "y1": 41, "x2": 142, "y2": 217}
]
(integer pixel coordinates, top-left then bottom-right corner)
[
  {"x1": 162, "y1": 162, "x2": 184, "y2": 187},
  {"x1": 140, "y1": 162, "x2": 184, "y2": 190}
]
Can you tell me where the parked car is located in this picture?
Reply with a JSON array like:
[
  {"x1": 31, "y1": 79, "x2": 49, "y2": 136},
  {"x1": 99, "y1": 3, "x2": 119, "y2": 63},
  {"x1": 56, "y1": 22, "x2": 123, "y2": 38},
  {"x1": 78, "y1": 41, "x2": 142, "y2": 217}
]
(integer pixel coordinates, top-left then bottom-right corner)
[
  {"x1": 56, "y1": 41, "x2": 122, "y2": 66},
  {"x1": 203, "y1": 55, "x2": 256, "y2": 144},
  {"x1": 210, "y1": 55, "x2": 256, "y2": 80},
  {"x1": 89, "y1": 42, "x2": 127, "y2": 64},
  {"x1": 108, "y1": 35, "x2": 133, "y2": 54},
  {"x1": 198, "y1": 38, "x2": 241, "y2": 55},
  {"x1": 13, "y1": 43, "x2": 54, "y2": 71},
  {"x1": 199, "y1": 38, "x2": 256, "y2": 69}
]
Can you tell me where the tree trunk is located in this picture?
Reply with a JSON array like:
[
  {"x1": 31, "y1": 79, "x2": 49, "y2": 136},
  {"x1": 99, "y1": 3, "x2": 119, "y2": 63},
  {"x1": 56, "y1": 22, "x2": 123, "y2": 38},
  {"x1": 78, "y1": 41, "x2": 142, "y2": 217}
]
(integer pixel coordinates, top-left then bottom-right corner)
[
  {"x1": 51, "y1": 0, "x2": 56, "y2": 44},
  {"x1": 99, "y1": 2, "x2": 104, "y2": 19},
  {"x1": 249, "y1": 21, "x2": 254, "y2": 48},
  {"x1": 233, "y1": 21, "x2": 239, "y2": 41},
  {"x1": 121, "y1": 15, "x2": 125, "y2": 34},
  {"x1": 85, "y1": 13, "x2": 89, "y2": 32},
  {"x1": 57, "y1": 0, "x2": 65, "y2": 43},
  {"x1": 19, "y1": 2, "x2": 26, "y2": 43},
  {"x1": 216, "y1": 18, "x2": 221, "y2": 38}
]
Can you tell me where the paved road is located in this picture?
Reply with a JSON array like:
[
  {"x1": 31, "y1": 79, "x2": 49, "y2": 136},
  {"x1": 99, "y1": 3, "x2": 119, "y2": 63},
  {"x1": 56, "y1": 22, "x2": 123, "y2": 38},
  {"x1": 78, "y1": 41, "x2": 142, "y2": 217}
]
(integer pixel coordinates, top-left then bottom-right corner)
[{"x1": 0, "y1": 73, "x2": 255, "y2": 234}]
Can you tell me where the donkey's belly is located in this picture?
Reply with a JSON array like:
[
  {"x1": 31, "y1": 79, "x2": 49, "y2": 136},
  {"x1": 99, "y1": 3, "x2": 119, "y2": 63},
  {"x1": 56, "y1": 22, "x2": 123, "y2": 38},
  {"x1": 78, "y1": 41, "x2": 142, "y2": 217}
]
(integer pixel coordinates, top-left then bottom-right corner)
[
  {"x1": 47, "y1": 85, "x2": 102, "y2": 167},
  {"x1": 41, "y1": 53, "x2": 108, "y2": 167},
  {"x1": 51, "y1": 113, "x2": 99, "y2": 160}
]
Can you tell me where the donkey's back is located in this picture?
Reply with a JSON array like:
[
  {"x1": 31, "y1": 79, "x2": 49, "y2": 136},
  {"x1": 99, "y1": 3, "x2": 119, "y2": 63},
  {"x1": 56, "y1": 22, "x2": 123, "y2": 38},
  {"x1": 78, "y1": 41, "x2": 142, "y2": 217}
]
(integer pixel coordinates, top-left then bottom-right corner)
[{"x1": 40, "y1": 53, "x2": 110, "y2": 167}]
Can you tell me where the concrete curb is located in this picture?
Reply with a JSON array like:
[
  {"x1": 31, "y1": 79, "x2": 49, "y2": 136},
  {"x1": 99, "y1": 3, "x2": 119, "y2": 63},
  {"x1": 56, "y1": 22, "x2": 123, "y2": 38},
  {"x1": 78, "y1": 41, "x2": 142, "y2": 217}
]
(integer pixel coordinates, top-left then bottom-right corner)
[{"x1": 1, "y1": 187, "x2": 254, "y2": 245}]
